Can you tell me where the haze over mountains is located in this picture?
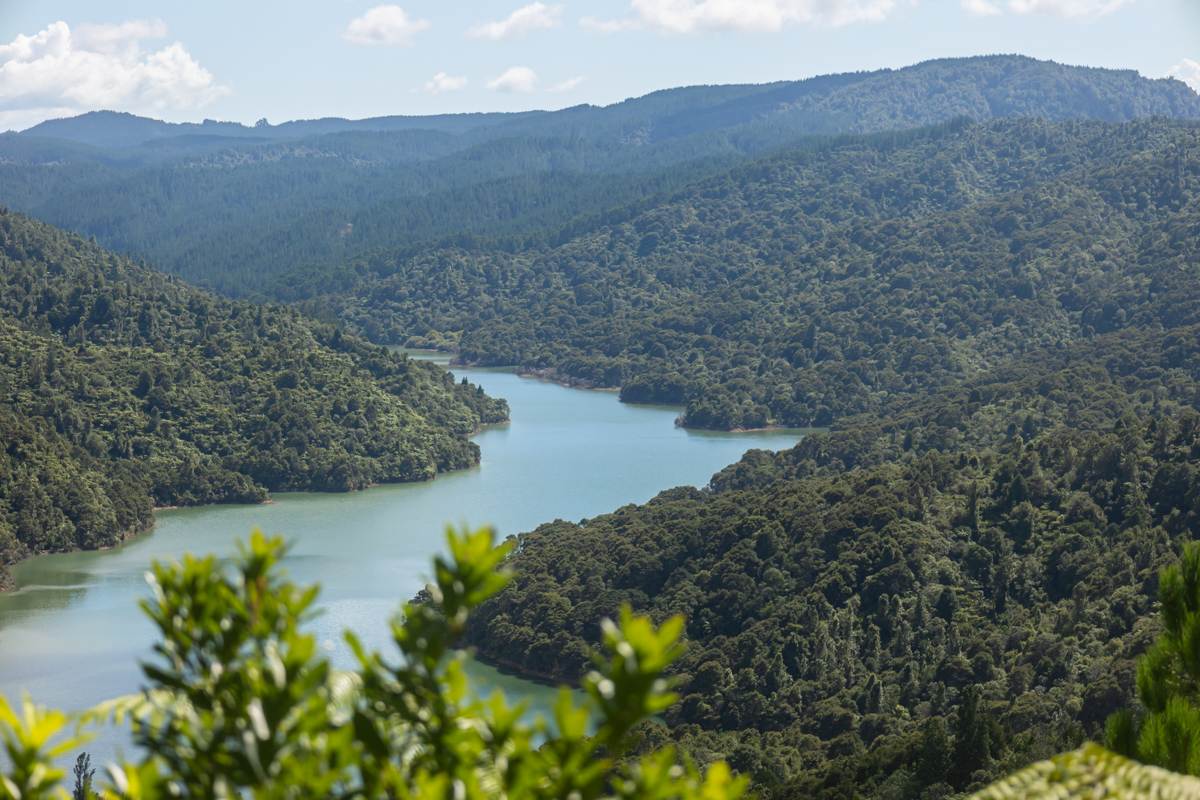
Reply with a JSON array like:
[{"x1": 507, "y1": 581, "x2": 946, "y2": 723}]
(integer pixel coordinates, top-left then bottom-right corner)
[
  {"x1": 1, "y1": 55, "x2": 1197, "y2": 297},
  {"x1": 18, "y1": 55, "x2": 1200, "y2": 149}
]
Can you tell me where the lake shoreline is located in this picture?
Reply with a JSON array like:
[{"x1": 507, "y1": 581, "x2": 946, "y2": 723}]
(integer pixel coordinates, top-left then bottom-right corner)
[
  {"x1": 679, "y1": 420, "x2": 813, "y2": 434},
  {"x1": 512, "y1": 367, "x2": 620, "y2": 393},
  {"x1": 434, "y1": 354, "x2": 820, "y2": 433},
  {"x1": 0, "y1": 515, "x2": 155, "y2": 596},
  {"x1": 468, "y1": 648, "x2": 576, "y2": 689},
  {"x1": 0, "y1": 449, "x2": 505, "y2": 595},
  {"x1": 440, "y1": 351, "x2": 821, "y2": 434},
  {"x1": 400, "y1": 345, "x2": 623, "y2": 398},
  {"x1": 446, "y1": 354, "x2": 622, "y2": 395},
  {"x1": 0, "y1": 362, "x2": 519, "y2": 597},
  {"x1": 0, "y1": 363, "x2": 802, "y2": 750}
]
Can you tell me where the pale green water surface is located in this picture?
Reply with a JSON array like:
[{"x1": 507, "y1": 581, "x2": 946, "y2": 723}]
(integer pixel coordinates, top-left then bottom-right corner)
[{"x1": 0, "y1": 363, "x2": 805, "y2": 763}]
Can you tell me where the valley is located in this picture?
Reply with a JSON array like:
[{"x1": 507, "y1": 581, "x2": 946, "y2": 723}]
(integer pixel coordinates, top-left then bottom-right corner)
[
  {"x1": 0, "y1": 360, "x2": 803, "y2": 764},
  {"x1": 0, "y1": 38, "x2": 1198, "y2": 798}
]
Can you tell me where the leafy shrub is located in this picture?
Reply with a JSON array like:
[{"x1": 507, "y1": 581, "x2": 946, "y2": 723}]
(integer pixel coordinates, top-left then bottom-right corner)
[{"x1": 0, "y1": 527, "x2": 745, "y2": 799}]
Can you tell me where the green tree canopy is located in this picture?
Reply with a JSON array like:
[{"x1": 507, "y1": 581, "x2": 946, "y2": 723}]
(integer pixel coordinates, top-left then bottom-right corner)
[{"x1": 1106, "y1": 541, "x2": 1200, "y2": 773}]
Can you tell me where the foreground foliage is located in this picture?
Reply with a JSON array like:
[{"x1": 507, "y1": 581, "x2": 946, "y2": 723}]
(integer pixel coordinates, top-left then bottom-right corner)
[
  {"x1": 0, "y1": 527, "x2": 746, "y2": 799},
  {"x1": 971, "y1": 742, "x2": 1200, "y2": 800},
  {"x1": 1105, "y1": 541, "x2": 1200, "y2": 773},
  {"x1": 0, "y1": 211, "x2": 507, "y2": 582},
  {"x1": 973, "y1": 545, "x2": 1200, "y2": 799}
]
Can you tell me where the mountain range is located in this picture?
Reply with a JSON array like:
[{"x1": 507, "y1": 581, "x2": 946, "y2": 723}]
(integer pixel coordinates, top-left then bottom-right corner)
[{"x1": 1, "y1": 55, "x2": 1196, "y2": 297}]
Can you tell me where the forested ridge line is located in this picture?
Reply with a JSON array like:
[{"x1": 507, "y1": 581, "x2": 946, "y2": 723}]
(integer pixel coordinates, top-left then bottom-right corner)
[
  {"x1": 22, "y1": 54, "x2": 1200, "y2": 150},
  {"x1": 0, "y1": 210, "x2": 507, "y2": 586},
  {"x1": 462, "y1": 320, "x2": 1200, "y2": 798},
  {"x1": 311, "y1": 117, "x2": 1200, "y2": 431},
  {"x1": 2, "y1": 55, "x2": 1197, "y2": 298}
]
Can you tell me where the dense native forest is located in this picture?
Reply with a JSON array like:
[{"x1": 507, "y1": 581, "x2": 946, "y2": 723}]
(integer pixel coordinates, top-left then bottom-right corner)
[
  {"x1": 0, "y1": 211, "x2": 506, "y2": 587},
  {"x1": 463, "y1": 321, "x2": 1200, "y2": 798},
  {"x1": 414, "y1": 68, "x2": 1200, "y2": 797},
  {"x1": 310, "y1": 117, "x2": 1200, "y2": 430},
  {"x1": 0, "y1": 55, "x2": 1196, "y2": 297}
]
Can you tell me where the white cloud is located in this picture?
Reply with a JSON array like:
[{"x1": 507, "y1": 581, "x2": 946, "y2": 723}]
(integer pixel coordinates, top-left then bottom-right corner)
[
  {"x1": 422, "y1": 71, "x2": 468, "y2": 94},
  {"x1": 1168, "y1": 59, "x2": 1200, "y2": 94},
  {"x1": 579, "y1": 16, "x2": 642, "y2": 32},
  {"x1": 74, "y1": 19, "x2": 169, "y2": 54},
  {"x1": 468, "y1": 3, "x2": 562, "y2": 40},
  {"x1": 961, "y1": 0, "x2": 1002, "y2": 15},
  {"x1": 487, "y1": 66, "x2": 538, "y2": 92},
  {"x1": 0, "y1": 20, "x2": 227, "y2": 131},
  {"x1": 583, "y1": 0, "x2": 898, "y2": 33},
  {"x1": 974, "y1": 0, "x2": 1134, "y2": 15},
  {"x1": 1008, "y1": 0, "x2": 1132, "y2": 14},
  {"x1": 343, "y1": 5, "x2": 430, "y2": 46},
  {"x1": 549, "y1": 75, "x2": 586, "y2": 92}
]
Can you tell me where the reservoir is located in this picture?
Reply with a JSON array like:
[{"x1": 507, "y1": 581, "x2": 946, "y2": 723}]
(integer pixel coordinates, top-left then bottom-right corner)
[{"x1": 0, "y1": 360, "x2": 804, "y2": 762}]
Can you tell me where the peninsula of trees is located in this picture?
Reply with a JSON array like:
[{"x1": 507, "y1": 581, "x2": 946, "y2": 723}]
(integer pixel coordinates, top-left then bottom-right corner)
[{"x1": 0, "y1": 211, "x2": 506, "y2": 586}]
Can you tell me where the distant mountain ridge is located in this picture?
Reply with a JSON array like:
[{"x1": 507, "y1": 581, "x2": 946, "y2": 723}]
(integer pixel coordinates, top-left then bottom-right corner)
[
  {"x1": 1, "y1": 54, "x2": 1197, "y2": 298},
  {"x1": 20, "y1": 109, "x2": 542, "y2": 148},
  {"x1": 19, "y1": 55, "x2": 1200, "y2": 151}
]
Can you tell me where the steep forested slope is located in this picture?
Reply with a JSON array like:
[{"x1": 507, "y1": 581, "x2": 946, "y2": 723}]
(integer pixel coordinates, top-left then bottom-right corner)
[
  {"x1": 0, "y1": 211, "x2": 506, "y2": 584},
  {"x1": 314, "y1": 117, "x2": 1200, "y2": 429},
  {"x1": 464, "y1": 323, "x2": 1200, "y2": 798},
  {"x1": 447, "y1": 110, "x2": 1200, "y2": 798},
  {"x1": 1, "y1": 56, "x2": 1196, "y2": 296}
]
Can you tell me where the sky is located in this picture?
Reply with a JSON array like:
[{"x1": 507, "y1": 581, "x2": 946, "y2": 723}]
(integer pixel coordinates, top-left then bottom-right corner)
[{"x1": 0, "y1": 0, "x2": 1196, "y2": 131}]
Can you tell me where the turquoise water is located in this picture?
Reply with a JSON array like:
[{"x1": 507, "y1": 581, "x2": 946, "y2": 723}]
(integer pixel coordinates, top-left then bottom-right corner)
[{"x1": 0, "y1": 363, "x2": 805, "y2": 762}]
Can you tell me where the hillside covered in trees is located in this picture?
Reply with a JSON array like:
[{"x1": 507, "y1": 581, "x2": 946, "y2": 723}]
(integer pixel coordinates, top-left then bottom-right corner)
[
  {"x1": 0, "y1": 56, "x2": 1196, "y2": 297},
  {"x1": 463, "y1": 320, "x2": 1200, "y2": 798},
  {"x1": 440, "y1": 95, "x2": 1200, "y2": 799},
  {"x1": 2, "y1": 47, "x2": 1199, "y2": 797},
  {"x1": 0, "y1": 211, "x2": 507, "y2": 587},
  {"x1": 307, "y1": 116, "x2": 1200, "y2": 430}
]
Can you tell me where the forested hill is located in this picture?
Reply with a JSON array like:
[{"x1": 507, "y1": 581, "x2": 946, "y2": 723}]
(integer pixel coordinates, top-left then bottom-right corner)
[
  {"x1": 312, "y1": 117, "x2": 1200, "y2": 430},
  {"x1": 0, "y1": 56, "x2": 1196, "y2": 295},
  {"x1": 0, "y1": 211, "x2": 507, "y2": 587},
  {"x1": 463, "y1": 321, "x2": 1200, "y2": 798}
]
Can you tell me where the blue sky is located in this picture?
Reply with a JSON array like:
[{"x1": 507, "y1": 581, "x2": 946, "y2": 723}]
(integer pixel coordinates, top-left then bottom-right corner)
[{"x1": 0, "y1": 0, "x2": 1196, "y2": 131}]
